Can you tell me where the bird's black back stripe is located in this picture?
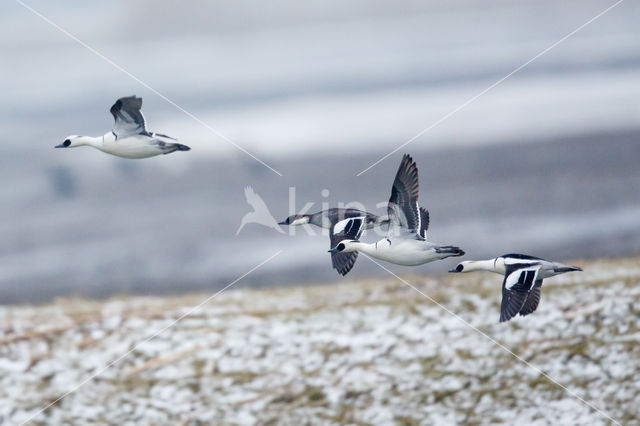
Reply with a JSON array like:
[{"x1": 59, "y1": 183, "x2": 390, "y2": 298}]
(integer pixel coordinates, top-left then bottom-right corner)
[{"x1": 503, "y1": 253, "x2": 544, "y2": 261}]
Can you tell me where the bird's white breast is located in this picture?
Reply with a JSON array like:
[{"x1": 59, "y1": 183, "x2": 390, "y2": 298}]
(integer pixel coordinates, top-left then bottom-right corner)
[
  {"x1": 370, "y1": 239, "x2": 438, "y2": 266},
  {"x1": 101, "y1": 134, "x2": 164, "y2": 159}
]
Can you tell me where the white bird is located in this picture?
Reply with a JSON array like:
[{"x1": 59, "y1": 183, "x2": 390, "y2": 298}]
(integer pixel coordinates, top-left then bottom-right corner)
[
  {"x1": 329, "y1": 154, "x2": 464, "y2": 269},
  {"x1": 449, "y1": 253, "x2": 582, "y2": 322},
  {"x1": 237, "y1": 187, "x2": 285, "y2": 235},
  {"x1": 56, "y1": 96, "x2": 190, "y2": 159}
]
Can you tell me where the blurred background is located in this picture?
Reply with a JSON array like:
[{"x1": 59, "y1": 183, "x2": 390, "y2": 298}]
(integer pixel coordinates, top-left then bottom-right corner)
[{"x1": 1, "y1": 0, "x2": 639, "y2": 304}]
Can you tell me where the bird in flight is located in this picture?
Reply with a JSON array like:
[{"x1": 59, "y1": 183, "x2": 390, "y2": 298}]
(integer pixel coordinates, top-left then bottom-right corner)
[
  {"x1": 329, "y1": 154, "x2": 464, "y2": 271},
  {"x1": 449, "y1": 253, "x2": 582, "y2": 322},
  {"x1": 56, "y1": 95, "x2": 190, "y2": 159},
  {"x1": 279, "y1": 208, "x2": 392, "y2": 276}
]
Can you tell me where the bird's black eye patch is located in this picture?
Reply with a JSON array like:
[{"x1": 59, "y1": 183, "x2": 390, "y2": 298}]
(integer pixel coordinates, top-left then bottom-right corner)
[
  {"x1": 455, "y1": 264, "x2": 464, "y2": 272},
  {"x1": 63, "y1": 139, "x2": 71, "y2": 147},
  {"x1": 337, "y1": 243, "x2": 345, "y2": 252}
]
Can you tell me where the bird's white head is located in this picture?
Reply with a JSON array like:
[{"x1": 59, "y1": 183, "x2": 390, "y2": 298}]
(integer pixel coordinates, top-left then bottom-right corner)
[
  {"x1": 449, "y1": 259, "x2": 497, "y2": 273},
  {"x1": 449, "y1": 261, "x2": 475, "y2": 273},
  {"x1": 56, "y1": 135, "x2": 88, "y2": 149},
  {"x1": 328, "y1": 240, "x2": 359, "y2": 253},
  {"x1": 278, "y1": 214, "x2": 310, "y2": 226}
]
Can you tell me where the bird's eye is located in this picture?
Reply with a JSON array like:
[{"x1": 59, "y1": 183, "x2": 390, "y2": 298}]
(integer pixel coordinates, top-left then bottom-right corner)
[
  {"x1": 63, "y1": 139, "x2": 71, "y2": 147},
  {"x1": 456, "y1": 264, "x2": 464, "y2": 272},
  {"x1": 337, "y1": 243, "x2": 345, "y2": 251}
]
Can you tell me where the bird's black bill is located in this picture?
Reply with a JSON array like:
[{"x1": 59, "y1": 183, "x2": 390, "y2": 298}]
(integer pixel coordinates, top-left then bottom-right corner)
[
  {"x1": 278, "y1": 221, "x2": 288, "y2": 225},
  {"x1": 328, "y1": 247, "x2": 339, "y2": 253},
  {"x1": 54, "y1": 144, "x2": 65, "y2": 148}
]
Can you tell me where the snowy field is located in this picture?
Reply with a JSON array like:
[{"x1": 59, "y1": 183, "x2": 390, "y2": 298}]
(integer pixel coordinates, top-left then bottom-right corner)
[{"x1": 1, "y1": 256, "x2": 639, "y2": 425}]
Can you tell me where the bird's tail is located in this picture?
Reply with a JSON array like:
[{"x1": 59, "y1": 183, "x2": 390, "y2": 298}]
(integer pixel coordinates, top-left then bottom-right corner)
[
  {"x1": 435, "y1": 245, "x2": 465, "y2": 258},
  {"x1": 173, "y1": 143, "x2": 191, "y2": 151},
  {"x1": 163, "y1": 143, "x2": 191, "y2": 154}
]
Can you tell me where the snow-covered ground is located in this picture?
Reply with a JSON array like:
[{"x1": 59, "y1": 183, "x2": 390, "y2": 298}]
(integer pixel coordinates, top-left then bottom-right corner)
[{"x1": 1, "y1": 257, "x2": 639, "y2": 425}]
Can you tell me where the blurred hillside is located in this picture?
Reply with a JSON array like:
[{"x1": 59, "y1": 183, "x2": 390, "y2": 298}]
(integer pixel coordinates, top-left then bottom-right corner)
[{"x1": 1, "y1": 256, "x2": 639, "y2": 424}]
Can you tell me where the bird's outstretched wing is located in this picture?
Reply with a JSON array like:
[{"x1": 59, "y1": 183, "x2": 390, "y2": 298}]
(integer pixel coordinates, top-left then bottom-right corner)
[
  {"x1": 500, "y1": 263, "x2": 542, "y2": 322},
  {"x1": 519, "y1": 279, "x2": 543, "y2": 317},
  {"x1": 150, "y1": 132, "x2": 177, "y2": 140},
  {"x1": 330, "y1": 244, "x2": 358, "y2": 276},
  {"x1": 418, "y1": 207, "x2": 429, "y2": 238},
  {"x1": 329, "y1": 216, "x2": 366, "y2": 276},
  {"x1": 387, "y1": 154, "x2": 421, "y2": 237},
  {"x1": 110, "y1": 96, "x2": 148, "y2": 139},
  {"x1": 332, "y1": 216, "x2": 366, "y2": 238}
]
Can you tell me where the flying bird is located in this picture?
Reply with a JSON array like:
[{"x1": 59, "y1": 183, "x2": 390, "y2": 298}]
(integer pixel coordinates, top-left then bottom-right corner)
[
  {"x1": 237, "y1": 187, "x2": 285, "y2": 235},
  {"x1": 279, "y1": 208, "x2": 393, "y2": 276},
  {"x1": 329, "y1": 154, "x2": 464, "y2": 270},
  {"x1": 449, "y1": 253, "x2": 582, "y2": 322},
  {"x1": 56, "y1": 96, "x2": 190, "y2": 158}
]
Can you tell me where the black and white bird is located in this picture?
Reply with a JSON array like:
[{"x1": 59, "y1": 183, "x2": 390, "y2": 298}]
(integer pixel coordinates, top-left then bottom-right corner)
[
  {"x1": 279, "y1": 208, "x2": 393, "y2": 276},
  {"x1": 328, "y1": 154, "x2": 464, "y2": 269},
  {"x1": 56, "y1": 96, "x2": 190, "y2": 158},
  {"x1": 449, "y1": 254, "x2": 582, "y2": 323}
]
